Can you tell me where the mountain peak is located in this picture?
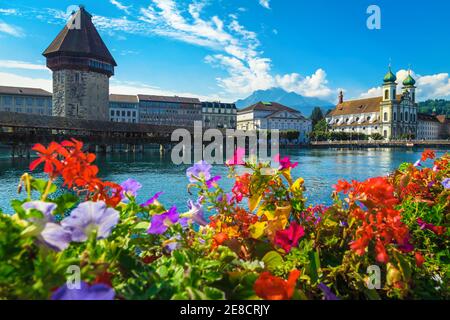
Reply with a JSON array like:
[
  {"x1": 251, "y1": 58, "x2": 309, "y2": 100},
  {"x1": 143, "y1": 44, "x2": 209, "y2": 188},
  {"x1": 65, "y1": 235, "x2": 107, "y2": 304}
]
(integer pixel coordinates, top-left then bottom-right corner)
[{"x1": 235, "y1": 88, "x2": 334, "y2": 117}]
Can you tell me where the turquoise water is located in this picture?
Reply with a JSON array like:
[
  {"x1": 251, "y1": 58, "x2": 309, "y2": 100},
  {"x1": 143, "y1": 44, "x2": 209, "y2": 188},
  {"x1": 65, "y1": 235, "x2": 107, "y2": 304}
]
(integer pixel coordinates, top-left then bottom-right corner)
[{"x1": 0, "y1": 147, "x2": 448, "y2": 213}]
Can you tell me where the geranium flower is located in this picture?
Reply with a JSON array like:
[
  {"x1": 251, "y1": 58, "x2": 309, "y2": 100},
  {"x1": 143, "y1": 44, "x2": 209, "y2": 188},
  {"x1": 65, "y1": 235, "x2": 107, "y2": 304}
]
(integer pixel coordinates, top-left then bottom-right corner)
[
  {"x1": 61, "y1": 201, "x2": 119, "y2": 242},
  {"x1": 51, "y1": 282, "x2": 115, "y2": 300},
  {"x1": 22, "y1": 201, "x2": 71, "y2": 251},
  {"x1": 232, "y1": 173, "x2": 251, "y2": 202},
  {"x1": 29, "y1": 142, "x2": 63, "y2": 176},
  {"x1": 274, "y1": 222, "x2": 305, "y2": 253},
  {"x1": 415, "y1": 252, "x2": 425, "y2": 267},
  {"x1": 185, "y1": 198, "x2": 208, "y2": 226},
  {"x1": 254, "y1": 270, "x2": 300, "y2": 300},
  {"x1": 375, "y1": 240, "x2": 389, "y2": 264},
  {"x1": 317, "y1": 283, "x2": 339, "y2": 300},
  {"x1": 147, "y1": 206, "x2": 181, "y2": 234},
  {"x1": 186, "y1": 160, "x2": 212, "y2": 182},
  {"x1": 442, "y1": 178, "x2": 450, "y2": 189},
  {"x1": 274, "y1": 154, "x2": 298, "y2": 170},
  {"x1": 120, "y1": 178, "x2": 142, "y2": 199},
  {"x1": 226, "y1": 147, "x2": 245, "y2": 166},
  {"x1": 421, "y1": 149, "x2": 436, "y2": 161},
  {"x1": 141, "y1": 191, "x2": 163, "y2": 207}
]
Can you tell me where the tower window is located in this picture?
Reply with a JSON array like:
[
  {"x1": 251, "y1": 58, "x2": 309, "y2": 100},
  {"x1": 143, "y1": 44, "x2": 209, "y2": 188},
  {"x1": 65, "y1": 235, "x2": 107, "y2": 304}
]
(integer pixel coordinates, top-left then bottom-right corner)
[
  {"x1": 384, "y1": 90, "x2": 389, "y2": 100},
  {"x1": 393, "y1": 112, "x2": 396, "y2": 121},
  {"x1": 384, "y1": 112, "x2": 388, "y2": 121}
]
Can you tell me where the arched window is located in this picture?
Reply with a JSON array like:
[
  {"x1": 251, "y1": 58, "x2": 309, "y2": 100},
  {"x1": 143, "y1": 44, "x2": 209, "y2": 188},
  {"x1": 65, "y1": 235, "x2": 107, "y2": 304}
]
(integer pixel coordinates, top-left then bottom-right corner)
[
  {"x1": 393, "y1": 112, "x2": 396, "y2": 121},
  {"x1": 400, "y1": 112, "x2": 403, "y2": 121},
  {"x1": 384, "y1": 90, "x2": 389, "y2": 100},
  {"x1": 384, "y1": 112, "x2": 388, "y2": 121},
  {"x1": 405, "y1": 112, "x2": 408, "y2": 122}
]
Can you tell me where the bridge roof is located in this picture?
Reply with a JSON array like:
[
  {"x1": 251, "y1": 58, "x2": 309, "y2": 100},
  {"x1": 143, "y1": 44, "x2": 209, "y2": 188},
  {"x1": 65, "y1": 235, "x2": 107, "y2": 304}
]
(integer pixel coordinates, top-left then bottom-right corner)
[
  {"x1": 0, "y1": 86, "x2": 52, "y2": 97},
  {"x1": 0, "y1": 111, "x2": 192, "y2": 133}
]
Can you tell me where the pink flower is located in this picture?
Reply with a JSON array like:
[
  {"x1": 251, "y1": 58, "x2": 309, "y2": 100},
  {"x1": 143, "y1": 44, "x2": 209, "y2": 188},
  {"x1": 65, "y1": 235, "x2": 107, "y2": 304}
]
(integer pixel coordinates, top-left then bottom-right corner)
[
  {"x1": 226, "y1": 147, "x2": 245, "y2": 166},
  {"x1": 274, "y1": 154, "x2": 298, "y2": 170},
  {"x1": 274, "y1": 222, "x2": 305, "y2": 253}
]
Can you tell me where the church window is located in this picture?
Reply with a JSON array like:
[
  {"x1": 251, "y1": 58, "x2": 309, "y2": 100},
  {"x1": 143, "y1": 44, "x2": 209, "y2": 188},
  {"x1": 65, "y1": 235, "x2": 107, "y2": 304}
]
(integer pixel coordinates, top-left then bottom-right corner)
[
  {"x1": 383, "y1": 112, "x2": 388, "y2": 121},
  {"x1": 405, "y1": 112, "x2": 408, "y2": 122},
  {"x1": 393, "y1": 89, "x2": 396, "y2": 97},
  {"x1": 393, "y1": 112, "x2": 396, "y2": 121},
  {"x1": 384, "y1": 90, "x2": 389, "y2": 100},
  {"x1": 400, "y1": 112, "x2": 403, "y2": 121}
]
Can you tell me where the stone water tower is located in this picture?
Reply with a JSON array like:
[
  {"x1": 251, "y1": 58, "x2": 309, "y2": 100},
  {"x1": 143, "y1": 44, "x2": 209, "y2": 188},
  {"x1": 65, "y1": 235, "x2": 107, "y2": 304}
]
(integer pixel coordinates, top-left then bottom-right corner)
[{"x1": 43, "y1": 5, "x2": 117, "y2": 121}]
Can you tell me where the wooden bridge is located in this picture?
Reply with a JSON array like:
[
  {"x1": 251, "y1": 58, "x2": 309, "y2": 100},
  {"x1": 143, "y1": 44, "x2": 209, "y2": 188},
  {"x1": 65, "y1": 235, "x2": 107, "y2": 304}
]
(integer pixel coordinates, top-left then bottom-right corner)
[{"x1": 0, "y1": 111, "x2": 195, "y2": 157}]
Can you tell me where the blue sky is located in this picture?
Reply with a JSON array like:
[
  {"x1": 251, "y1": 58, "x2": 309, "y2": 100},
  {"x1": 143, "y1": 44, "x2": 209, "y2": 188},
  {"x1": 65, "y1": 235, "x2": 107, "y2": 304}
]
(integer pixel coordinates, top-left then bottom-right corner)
[{"x1": 0, "y1": 0, "x2": 449, "y2": 103}]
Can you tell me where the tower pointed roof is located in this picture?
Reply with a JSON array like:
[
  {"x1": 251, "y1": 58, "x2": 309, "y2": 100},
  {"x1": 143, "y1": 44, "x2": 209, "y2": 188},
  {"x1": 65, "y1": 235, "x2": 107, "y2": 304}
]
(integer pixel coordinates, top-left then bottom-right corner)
[
  {"x1": 383, "y1": 66, "x2": 397, "y2": 83},
  {"x1": 403, "y1": 70, "x2": 416, "y2": 87},
  {"x1": 42, "y1": 6, "x2": 116, "y2": 66}
]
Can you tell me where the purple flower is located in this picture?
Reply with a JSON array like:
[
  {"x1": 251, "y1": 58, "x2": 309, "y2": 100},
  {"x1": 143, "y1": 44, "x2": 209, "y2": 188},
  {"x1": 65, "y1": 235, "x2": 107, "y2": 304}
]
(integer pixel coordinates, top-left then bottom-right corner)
[
  {"x1": 185, "y1": 198, "x2": 208, "y2": 226},
  {"x1": 318, "y1": 283, "x2": 339, "y2": 300},
  {"x1": 141, "y1": 191, "x2": 163, "y2": 207},
  {"x1": 120, "y1": 178, "x2": 142, "y2": 199},
  {"x1": 22, "y1": 201, "x2": 71, "y2": 251},
  {"x1": 22, "y1": 201, "x2": 57, "y2": 225},
  {"x1": 186, "y1": 160, "x2": 212, "y2": 183},
  {"x1": 147, "y1": 206, "x2": 180, "y2": 234},
  {"x1": 61, "y1": 201, "x2": 119, "y2": 242},
  {"x1": 414, "y1": 160, "x2": 422, "y2": 167},
  {"x1": 163, "y1": 235, "x2": 181, "y2": 252},
  {"x1": 51, "y1": 282, "x2": 115, "y2": 300},
  {"x1": 442, "y1": 178, "x2": 450, "y2": 189},
  {"x1": 206, "y1": 176, "x2": 221, "y2": 189}
]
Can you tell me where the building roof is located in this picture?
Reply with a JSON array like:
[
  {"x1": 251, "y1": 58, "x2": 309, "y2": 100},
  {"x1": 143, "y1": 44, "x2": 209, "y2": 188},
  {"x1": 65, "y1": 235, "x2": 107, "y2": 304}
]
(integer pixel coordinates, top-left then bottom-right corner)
[
  {"x1": 42, "y1": 6, "x2": 117, "y2": 66},
  {"x1": 436, "y1": 115, "x2": 449, "y2": 124},
  {"x1": 137, "y1": 94, "x2": 201, "y2": 104},
  {"x1": 202, "y1": 101, "x2": 236, "y2": 108},
  {"x1": 328, "y1": 96, "x2": 383, "y2": 117},
  {"x1": 238, "y1": 101, "x2": 302, "y2": 115},
  {"x1": 384, "y1": 67, "x2": 397, "y2": 83},
  {"x1": 403, "y1": 74, "x2": 416, "y2": 87},
  {"x1": 0, "y1": 85, "x2": 52, "y2": 97},
  {"x1": 418, "y1": 113, "x2": 440, "y2": 122},
  {"x1": 109, "y1": 94, "x2": 138, "y2": 103}
]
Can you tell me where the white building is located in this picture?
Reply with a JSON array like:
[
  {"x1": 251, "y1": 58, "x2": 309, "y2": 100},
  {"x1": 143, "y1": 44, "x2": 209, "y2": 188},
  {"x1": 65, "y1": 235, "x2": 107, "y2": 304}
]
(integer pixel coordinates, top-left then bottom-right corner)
[
  {"x1": 237, "y1": 101, "x2": 312, "y2": 143},
  {"x1": 109, "y1": 94, "x2": 139, "y2": 123},
  {"x1": 417, "y1": 113, "x2": 442, "y2": 140},
  {"x1": 202, "y1": 101, "x2": 237, "y2": 129},
  {"x1": 326, "y1": 67, "x2": 418, "y2": 140},
  {"x1": 0, "y1": 86, "x2": 52, "y2": 116}
]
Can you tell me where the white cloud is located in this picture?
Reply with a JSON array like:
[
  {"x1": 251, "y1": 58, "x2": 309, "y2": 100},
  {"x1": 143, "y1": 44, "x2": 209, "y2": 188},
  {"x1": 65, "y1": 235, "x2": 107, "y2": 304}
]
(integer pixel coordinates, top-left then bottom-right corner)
[
  {"x1": 359, "y1": 69, "x2": 450, "y2": 101},
  {"x1": 0, "y1": 60, "x2": 48, "y2": 71},
  {"x1": 0, "y1": 20, "x2": 24, "y2": 37},
  {"x1": 259, "y1": 0, "x2": 271, "y2": 9},
  {"x1": 275, "y1": 69, "x2": 333, "y2": 98},
  {"x1": 110, "y1": 0, "x2": 131, "y2": 14},
  {"x1": 0, "y1": 71, "x2": 52, "y2": 91},
  {"x1": 0, "y1": 8, "x2": 18, "y2": 15}
]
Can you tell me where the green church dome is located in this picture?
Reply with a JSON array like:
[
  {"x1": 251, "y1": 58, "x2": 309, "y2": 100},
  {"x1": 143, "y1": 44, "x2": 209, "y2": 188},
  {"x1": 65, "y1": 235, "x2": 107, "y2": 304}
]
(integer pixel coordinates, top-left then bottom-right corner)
[
  {"x1": 383, "y1": 67, "x2": 397, "y2": 83},
  {"x1": 403, "y1": 74, "x2": 416, "y2": 86}
]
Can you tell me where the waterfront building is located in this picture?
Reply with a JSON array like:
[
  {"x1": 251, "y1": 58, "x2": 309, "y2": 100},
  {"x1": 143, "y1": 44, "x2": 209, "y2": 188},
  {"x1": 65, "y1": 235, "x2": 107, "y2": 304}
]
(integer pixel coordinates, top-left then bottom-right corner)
[
  {"x1": 0, "y1": 86, "x2": 52, "y2": 116},
  {"x1": 109, "y1": 94, "x2": 139, "y2": 123},
  {"x1": 417, "y1": 113, "x2": 441, "y2": 140},
  {"x1": 138, "y1": 95, "x2": 202, "y2": 127},
  {"x1": 202, "y1": 101, "x2": 237, "y2": 129},
  {"x1": 42, "y1": 5, "x2": 116, "y2": 121},
  {"x1": 237, "y1": 101, "x2": 312, "y2": 143},
  {"x1": 327, "y1": 67, "x2": 418, "y2": 140}
]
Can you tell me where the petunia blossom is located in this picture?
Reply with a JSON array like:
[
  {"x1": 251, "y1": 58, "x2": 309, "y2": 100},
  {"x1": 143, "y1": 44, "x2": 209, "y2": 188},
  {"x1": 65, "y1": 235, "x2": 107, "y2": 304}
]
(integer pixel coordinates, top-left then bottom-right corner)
[
  {"x1": 184, "y1": 198, "x2": 208, "y2": 226},
  {"x1": 120, "y1": 178, "x2": 142, "y2": 199},
  {"x1": 274, "y1": 154, "x2": 298, "y2": 170},
  {"x1": 206, "y1": 176, "x2": 221, "y2": 189},
  {"x1": 442, "y1": 178, "x2": 450, "y2": 189},
  {"x1": 274, "y1": 222, "x2": 305, "y2": 253},
  {"x1": 317, "y1": 283, "x2": 339, "y2": 300},
  {"x1": 141, "y1": 191, "x2": 163, "y2": 207},
  {"x1": 51, "y1": 281, "x2": 115, "y2": 300},
  {"x1": 22, "y1": 201, "x2": 71, "y2": 251},
  {"x1": 186, "y1": 160, "x2": 212, "y2": 183},
  {"x1": 61, "y1": 201, "x2": 120, "y2": 242},
  {"x1": 147, "y1": 206, "x2": 180, "y2": 234},
  {"x1": 226, "y1": 147, "x2": 245, "y2": 166}
]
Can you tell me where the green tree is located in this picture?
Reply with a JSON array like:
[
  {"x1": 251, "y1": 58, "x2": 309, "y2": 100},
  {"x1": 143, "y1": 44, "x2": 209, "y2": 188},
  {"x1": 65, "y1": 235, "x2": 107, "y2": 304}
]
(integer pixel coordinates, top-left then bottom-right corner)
[{"x1": 310, "y1": 107, "x2": 324, "y2": 127}]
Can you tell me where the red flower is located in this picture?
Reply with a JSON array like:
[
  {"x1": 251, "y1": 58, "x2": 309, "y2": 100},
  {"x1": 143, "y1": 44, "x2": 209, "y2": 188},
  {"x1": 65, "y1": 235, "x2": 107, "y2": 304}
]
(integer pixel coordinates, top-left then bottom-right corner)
[
  {"x1": 29, "y1": 142, "x2": 63, "y2": 176},
  {"x1": 375, "y1": 240, "x2": 389, "y2": 264},
  {"x1": 274, "y1": 222, "x2": 305, "y2": 253},
  {"x1": 334, "y1": 180, "x2": 352, "y2": 194},
  {"x1": 421, "y1": 149, "x2": 436, "y2": 162},
  {"x1": 254, "y1": 270, "x2": 300, "y2": 300},
  {"x1": 415, "y1": 252, "x2": 425, "y2": 267},
  {"x1": 232, "y1": 173, "x2": 251, "y2": 202}
]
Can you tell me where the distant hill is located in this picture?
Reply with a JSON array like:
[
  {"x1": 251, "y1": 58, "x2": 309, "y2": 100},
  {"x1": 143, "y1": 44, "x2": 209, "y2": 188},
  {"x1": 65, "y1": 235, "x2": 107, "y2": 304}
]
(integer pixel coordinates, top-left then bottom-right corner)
[
  {"x1": 418, "y1": 99, "x2": 450, "y2": 116},
  {"x1": 234, "y1": 88, "x2": 334, "y2": 118}
]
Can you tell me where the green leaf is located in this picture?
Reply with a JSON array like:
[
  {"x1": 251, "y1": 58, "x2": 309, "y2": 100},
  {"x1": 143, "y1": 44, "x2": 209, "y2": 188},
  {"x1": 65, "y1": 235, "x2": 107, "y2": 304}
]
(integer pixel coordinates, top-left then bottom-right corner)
[
  {"x1": 262, "y1": 251, "x2": 283, "y2": 272},
  {"x1": 307, "y1": 250, "x2": 320, "y2": 284},
  {"x1": 11, "y1": 199, "x2": 27, "y2": 219},
  {"x1": 31, "y1": 179, "x2": 57, "y2": 195},
  {"x1": 52, "y1": 194, "x2": 78, "y2": 215},
  {"x1": 133, "y1": 221, "x2": 150, "y2": 230}
]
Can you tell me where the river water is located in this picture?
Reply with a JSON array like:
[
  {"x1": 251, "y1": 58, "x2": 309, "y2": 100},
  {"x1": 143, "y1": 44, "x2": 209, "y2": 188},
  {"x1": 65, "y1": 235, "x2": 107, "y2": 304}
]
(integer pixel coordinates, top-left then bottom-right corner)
[{"x1": 0, "y1": 147, "x2": 448, "y2": 213}]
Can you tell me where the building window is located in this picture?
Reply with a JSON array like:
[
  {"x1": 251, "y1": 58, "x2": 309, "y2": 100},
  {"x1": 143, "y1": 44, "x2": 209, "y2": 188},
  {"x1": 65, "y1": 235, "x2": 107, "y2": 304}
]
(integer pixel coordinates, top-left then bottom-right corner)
[
  {"x1": 393, "y1": 112, "x2": 396, "y2": 121},
  {"x1": 15, "y1": 97, "x2": 23, "y2": 106},
  {"x1": 384, "y1": 90, "x2": 389, "y2": 100},
  {"x1": 384, "y1": 112, "x2": 388, "y2": 121},
  {"x1": 384, "y1": 130, "x2": 387, "y2": 138},
  {"x1": 111, "y1": 110, "x2": 114, "y2": 116},
  {"x1": 405, "y1": 112, "x2": 408, "y2": 122}
]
